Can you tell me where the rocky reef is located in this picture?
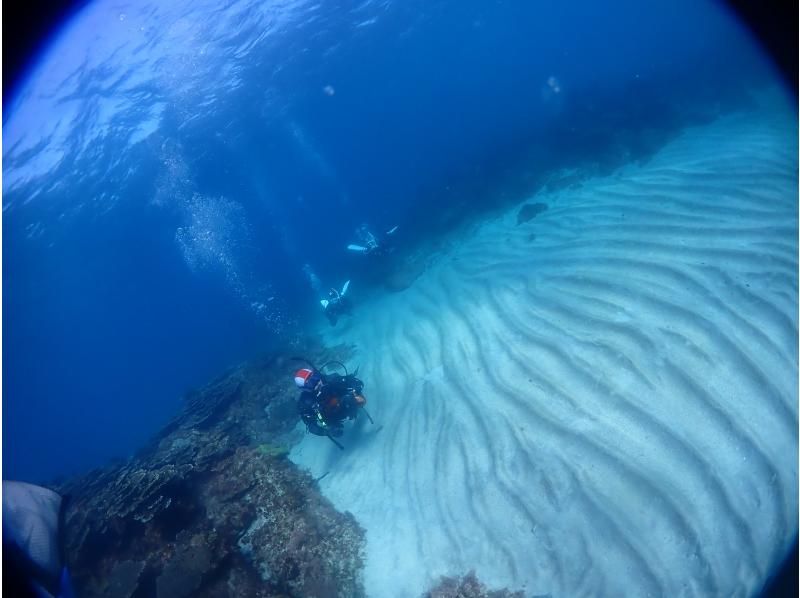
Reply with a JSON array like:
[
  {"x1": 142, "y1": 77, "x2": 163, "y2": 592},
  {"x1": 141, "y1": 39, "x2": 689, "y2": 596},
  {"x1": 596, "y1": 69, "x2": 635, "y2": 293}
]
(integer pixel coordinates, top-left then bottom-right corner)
[
  {"x1": 58, "y1": 349, "x2": 366, "y2": 598},
  {"x1": 423, "y1": 571, "x2": 525, "y2": 598}
]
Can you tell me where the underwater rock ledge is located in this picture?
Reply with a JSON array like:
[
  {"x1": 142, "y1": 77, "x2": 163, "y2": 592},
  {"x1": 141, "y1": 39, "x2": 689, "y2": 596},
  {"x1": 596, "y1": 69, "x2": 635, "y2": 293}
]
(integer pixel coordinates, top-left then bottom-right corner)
[{"x1": 57, "y1": 351, "x2": 368, "y2": 598}]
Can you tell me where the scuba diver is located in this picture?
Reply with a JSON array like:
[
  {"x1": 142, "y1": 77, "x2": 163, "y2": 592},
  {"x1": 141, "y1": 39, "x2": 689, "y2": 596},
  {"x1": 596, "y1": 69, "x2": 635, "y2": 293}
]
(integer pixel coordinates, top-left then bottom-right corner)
[
  {"x1": 347, "y1": 224, "x2": 399, "y2": 257},
  {"x1": 320, "y1": 280, "x2": 351, "y2": 326},
  {"x1": 293, "y1": 360, "x2": 373, "y2": 449},
  {"x1": 3, "y1": 480, "x2": 75, "y2": 598}
]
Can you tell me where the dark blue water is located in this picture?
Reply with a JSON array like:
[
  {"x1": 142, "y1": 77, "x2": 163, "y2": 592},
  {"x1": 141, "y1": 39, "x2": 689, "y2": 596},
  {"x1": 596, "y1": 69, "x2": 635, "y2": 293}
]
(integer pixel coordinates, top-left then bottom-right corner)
[{"x1": 3, "y1": 0, "x2": 775, "y2": 482}]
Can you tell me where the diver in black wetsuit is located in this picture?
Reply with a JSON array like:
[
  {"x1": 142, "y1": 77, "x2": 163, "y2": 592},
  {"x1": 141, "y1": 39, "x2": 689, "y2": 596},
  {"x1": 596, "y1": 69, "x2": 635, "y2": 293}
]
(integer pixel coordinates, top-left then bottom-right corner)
[
  {"x1": 294, "y1": 366, "x2": 367, "y2": 444},
  {"x1": 346, "y1": 224, "x2": 399, "y2": 257},
  {"x1": 320, "y1": 281, "x2": 351, "y2": 326}
]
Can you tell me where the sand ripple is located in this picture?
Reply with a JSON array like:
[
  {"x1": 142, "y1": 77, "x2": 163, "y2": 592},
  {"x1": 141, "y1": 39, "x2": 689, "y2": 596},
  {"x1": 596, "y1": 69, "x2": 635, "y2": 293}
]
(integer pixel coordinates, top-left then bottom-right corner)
[{"x1": 291, "y1": 106, "x2": 798, "y2": 597}]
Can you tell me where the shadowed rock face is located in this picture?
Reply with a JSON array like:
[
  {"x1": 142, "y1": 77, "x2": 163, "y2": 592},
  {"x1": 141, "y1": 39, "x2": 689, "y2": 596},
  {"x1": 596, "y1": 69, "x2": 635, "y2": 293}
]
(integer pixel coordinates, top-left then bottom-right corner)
[{"x1": 57, "y1": 351, "x2": 366, "y2": 598}]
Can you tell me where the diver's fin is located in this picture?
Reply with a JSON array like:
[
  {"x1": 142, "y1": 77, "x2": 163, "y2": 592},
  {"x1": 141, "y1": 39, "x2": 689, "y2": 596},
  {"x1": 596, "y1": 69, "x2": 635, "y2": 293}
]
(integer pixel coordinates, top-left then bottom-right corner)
[
  {"x1": 347, "y1": 244, "x2": 369, "y2": 253},
  {"x1": 341, "y1": 280, "x2": 350, "y2": 296},
  {"x1": 386, "y1": 225, "x2": 398, "y2": 235},
  {"x1": 3, "y1": 481, "x2": 69, "y2": 597},
  {"x1": 362, "y1": 407, "x2": 374, "y2": 425},
  {"x1": 320, "y1": 299, "x2": 329, "y2": 309}
]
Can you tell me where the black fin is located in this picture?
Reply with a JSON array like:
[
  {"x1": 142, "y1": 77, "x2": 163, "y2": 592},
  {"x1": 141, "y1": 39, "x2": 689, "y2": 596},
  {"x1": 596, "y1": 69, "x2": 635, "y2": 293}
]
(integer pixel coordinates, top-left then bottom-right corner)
[
  {"x1": 327, "y1": 435, "x2": 345, "y2": 450},
  {"x1": 362, "y1": 407, "x2": 374, "y2": 425}
]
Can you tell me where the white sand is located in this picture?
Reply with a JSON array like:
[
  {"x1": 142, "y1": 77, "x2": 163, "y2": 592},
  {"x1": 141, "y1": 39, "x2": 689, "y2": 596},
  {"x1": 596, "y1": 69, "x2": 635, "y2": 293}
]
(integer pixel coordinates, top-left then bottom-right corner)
[{"x1": 291, "y1": 99, "x2": 798, "y2": 597}]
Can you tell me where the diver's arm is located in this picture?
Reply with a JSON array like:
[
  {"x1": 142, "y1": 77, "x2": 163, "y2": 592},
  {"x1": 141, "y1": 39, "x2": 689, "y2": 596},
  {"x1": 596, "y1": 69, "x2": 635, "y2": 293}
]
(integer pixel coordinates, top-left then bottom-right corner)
[{"x1": 301, "y1": 402, "x2": 329, "y2": 436}]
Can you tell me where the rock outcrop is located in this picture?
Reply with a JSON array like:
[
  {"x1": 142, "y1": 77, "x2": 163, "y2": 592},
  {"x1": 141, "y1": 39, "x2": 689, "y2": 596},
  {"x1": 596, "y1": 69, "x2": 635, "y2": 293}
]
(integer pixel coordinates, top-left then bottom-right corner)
[
  {"x1": 423, "y1": 571, "x2": 524, "y2": 598},
  {"x1": 58, "y1": 351, "x2": 366, "y2": 598}
]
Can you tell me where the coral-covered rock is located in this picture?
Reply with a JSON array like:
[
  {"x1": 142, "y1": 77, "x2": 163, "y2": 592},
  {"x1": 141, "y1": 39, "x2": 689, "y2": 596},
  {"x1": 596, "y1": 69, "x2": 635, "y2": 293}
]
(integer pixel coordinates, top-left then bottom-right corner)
[
  {"x1": 58, "y1": 348, "x2": 365, "y2": 598},
  {"x1": 423, "y1": 571, "x2": 524, "y2": 598},
  {"x1": 155, "y1": 531, "x2": 212, "y2": 598}
]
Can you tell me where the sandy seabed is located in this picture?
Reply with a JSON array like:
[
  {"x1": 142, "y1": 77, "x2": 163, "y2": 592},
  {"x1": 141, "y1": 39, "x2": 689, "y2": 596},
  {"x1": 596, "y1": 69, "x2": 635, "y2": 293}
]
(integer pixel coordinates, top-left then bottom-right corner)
[{"x1": 292, "y1": 96, "x2": 798, "y2": 598}]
